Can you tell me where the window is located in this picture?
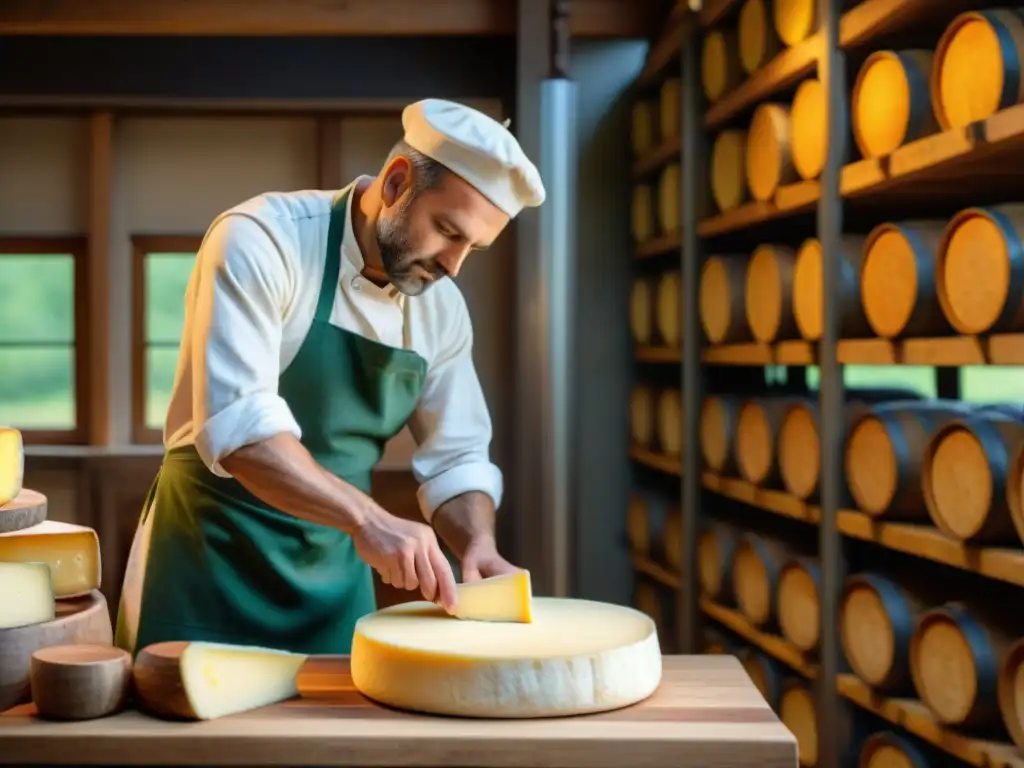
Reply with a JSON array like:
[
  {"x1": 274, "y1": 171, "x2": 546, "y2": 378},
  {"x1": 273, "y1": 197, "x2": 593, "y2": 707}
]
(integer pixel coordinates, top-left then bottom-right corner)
[
  {"x1": 0, "y1": 238, "x2": 88, "y2": 444},
  {"x1": 960, "y1": 367, "x2": 1024, "y2": 403},
  {"x1": 132, "y1": 236, "x2": 202, "y2": 444}
]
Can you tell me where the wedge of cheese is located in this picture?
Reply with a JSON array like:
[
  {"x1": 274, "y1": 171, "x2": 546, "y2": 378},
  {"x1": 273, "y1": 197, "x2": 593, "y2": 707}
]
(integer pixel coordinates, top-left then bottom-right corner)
[
  {"x1": 0, "y1": 561, "x2": 55, "y2": 629},
  {"x1": 452, "y1": 570, "x2": 533, "y2": 623},
  {"x1": 133, "y1": 641, "x2": 308, "y2": 720},
  {"x1": 0, "y1": 427, "x2": 24, "y2": 506},
  {"x1": 0, "y1": 521, "x2": 101, "y2": 598}
]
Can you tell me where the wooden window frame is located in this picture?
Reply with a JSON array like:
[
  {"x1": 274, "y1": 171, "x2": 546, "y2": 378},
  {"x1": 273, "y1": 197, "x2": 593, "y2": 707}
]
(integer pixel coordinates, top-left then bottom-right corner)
[
  {"x1": 0, "y1": 236, "x2": 90, "y2": 445},
  {"x1": 131, "y1": 234, "x2": 204, "y2": 445}
]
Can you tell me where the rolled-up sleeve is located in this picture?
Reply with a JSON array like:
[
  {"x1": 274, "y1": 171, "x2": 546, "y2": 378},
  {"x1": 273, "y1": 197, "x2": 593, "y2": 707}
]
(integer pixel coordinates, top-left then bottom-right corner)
[
  {"x1": 408, "y1": 296, "x2": 503, "y2": 522},
  {"x1": 189, "y1": 213, "x2": 301, "y2": 477}
]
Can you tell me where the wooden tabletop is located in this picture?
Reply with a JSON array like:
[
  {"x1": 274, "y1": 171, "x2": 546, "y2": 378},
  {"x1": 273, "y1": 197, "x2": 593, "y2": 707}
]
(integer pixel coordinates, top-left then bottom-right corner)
[{"x1": 0, "y1": 655, "x2": 796, "y2": 768}]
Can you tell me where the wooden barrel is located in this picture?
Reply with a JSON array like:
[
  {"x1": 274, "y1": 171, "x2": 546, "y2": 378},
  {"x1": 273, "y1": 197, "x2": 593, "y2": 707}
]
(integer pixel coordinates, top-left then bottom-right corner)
[
  {"x1": 738, "y1": 0, "x2": 782, "y2": 75},
  {"x1": 711, "y1": 129, "x2": 748, "y2": 213},
  {"x1": 861, "y1": 220, "x2": 951, "y2": 339},
  {"x1": 746, "y1": 103, "x2": 799, "y2": 202},
  {"x1": 702, "y1": 28, "x2": 744, "y2": 104},
  {"x1": 858, "y1": 731, "x2": 943, "y2": 768},
  {"x1": 698, "y1": 521, "x2": 740, "y2": 603},
  {"x1": 845, "y1": 400, "x2": 981, "y2": 519},
  {"x1": 733, "y1": 531, "x2": 792, "y2": 628},
  {"x1": 657, "y1": 387, "x2": 683, "y2": 458},
  {"x1": 792, "y1": 235, "x2": 872, "y2": 341},
  {"x1": 778, "y1": 558, "x2": 820, "y2": 653},
  {"x1": 630, "y1": 276, "x2": 654, "y2": 346},
  {"x1": 936, "y1": 204, "x2": 1024, "y2": 335},
  {"x1": 658, "y1": 162, "x2": 681, "y2": 235},
  {"x1": 773, "y1": 0, "x2": 816, "y2": 46},
  {"x1": 629, "y1": 385, "x2": 655, "y2": 448},
  {"x1": 701, "y1": 395, "x2": 741, "y2": 474},
  {"x1": 932, "y1": 10, "x2": 1024, "y2": 131},
  {"x1": 852, "y1": 50, "x2": 938, "y2": 159},
  {"x1": 660, "y1": 77, "x2": 681, "y2": 140},
  {"x1": 702, "y1": 625, "x2": 736, "y2": 655},
  {"x1": 626, "y1": 491, "x2": 682, "y2": 567},
  {"x1": 631, "y1": 99, "x2": 657, "y2": 156},
  {"x1": 738, "y1": 646, "x2": 786, "y2": 709},
  {"x1": 736, "y1": 397, "x2": 798, "y2": 488},
  {"x1": 779, "y1": 389, "x2": 924, "y2": 501},
  {"x1": 700, "y1": 255, "x2": 751, "y2": 345},
  {"x1": 745, "y1": 244, "x2": 799, "y2": 343},
  {"x1": 656, "y1": 269, "x2": 682, "y2": 348},
  {"x1": 997, "y1": 637, "x2": 1024, "y2": 754},
  {"x1": 910, "y1": 602, "x2": 1017, "y2": 731},
  {"x1": 631, "y1": 184, "x2": 656, "y2": 244},
  {"x1": 790, "y1": 78, "x2": 827, "y2": 180},
  {"x1": 780, "y1": 680, "x2": 818, "y2": 766},
  {"x1": 923, "y1": 409, "x2": 1024, "y2": 545},
  {"x1": 840, "y1": 572, "x2": 937, "y2": 695}
]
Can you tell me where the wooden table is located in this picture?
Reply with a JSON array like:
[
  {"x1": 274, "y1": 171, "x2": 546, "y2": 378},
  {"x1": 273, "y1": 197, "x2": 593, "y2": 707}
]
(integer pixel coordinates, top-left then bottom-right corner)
[{"x1": 0, "y1": 655, "x2": 796, "y2": 767}]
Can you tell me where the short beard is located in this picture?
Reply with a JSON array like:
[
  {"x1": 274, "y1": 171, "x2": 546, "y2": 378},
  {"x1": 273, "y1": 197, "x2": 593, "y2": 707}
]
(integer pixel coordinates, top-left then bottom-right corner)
[{"x1": 375, "y1": 201, "x2": 442, "y2": 297}]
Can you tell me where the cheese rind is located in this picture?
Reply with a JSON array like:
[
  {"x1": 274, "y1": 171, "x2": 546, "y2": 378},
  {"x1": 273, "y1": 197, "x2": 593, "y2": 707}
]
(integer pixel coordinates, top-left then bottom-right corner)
[
  {"x1": 0, "y1": 427, "x2": 25, "y2": 506},
  {"x1": 0, "y1": 561, "x2": 55, "y2": 629},
  {"x1": 134, "y1": 641, "x2": 308, "y2": 721},
  {"x1": 0, "y1": 521, "x2": 101, "y2": 598},
  {"x1": 452, "y1": 571, "x2": 533, "y2": 623},
  {"x1": 351, "y1": 598, "x2": 662, "y2": 718}
]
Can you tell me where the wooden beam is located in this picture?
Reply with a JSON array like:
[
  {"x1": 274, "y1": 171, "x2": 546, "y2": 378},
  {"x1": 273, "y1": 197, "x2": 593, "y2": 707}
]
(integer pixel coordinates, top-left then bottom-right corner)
[
  {"x1": 0, "y1": 0, "x2": 660, "y2": 38},
  {"x1": 87, "y1": 111, "x2": 113, "y2": 446},
  {"x1": 316, "y1": 116, "x2": 344, "y2": 190}
]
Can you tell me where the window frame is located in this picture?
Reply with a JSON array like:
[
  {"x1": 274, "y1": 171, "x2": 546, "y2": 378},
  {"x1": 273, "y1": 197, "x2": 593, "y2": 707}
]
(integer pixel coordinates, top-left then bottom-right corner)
[
  {"x1": 0, "y1": 236, "x2": 90, "y2": 445},
  {"x1": 131, "y1": 234, "x2": 204, "y2": 445}
]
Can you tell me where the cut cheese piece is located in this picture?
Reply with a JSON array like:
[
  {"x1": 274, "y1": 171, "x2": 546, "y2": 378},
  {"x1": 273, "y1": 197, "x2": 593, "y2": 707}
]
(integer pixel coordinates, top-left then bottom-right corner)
[
  {"x1": 0, "y1": 561, "x2": 55, "y2": 629},
  {"x1": 0, "y1": 521, "x2": 101, "y2": 598},
  {"x1": 452, "y1": 570, "x2": 533, "y2": 623},
  {"x1": 0, "y1": 427, "x2": 25, "y2": 506},
  {"x1": 351, "y1": 597, "x2": 662, "y2": 718},
  {"x1": 132, "y1": 641, "x2": 308, "y2": 721}
]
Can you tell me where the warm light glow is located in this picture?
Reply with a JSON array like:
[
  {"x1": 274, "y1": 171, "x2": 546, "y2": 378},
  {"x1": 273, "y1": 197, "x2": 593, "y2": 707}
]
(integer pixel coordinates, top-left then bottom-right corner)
[{"x1": 688, "y1": 0, "x2": 702, "y2": 9}]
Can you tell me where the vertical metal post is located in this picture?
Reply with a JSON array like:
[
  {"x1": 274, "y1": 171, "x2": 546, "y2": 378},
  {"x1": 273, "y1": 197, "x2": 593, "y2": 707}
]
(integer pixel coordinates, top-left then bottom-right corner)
[
  {"x1": 679, "y1": 19, "x2": 703, "y2": 655},
  {"x1": 514, "y1": 0, "x2": 576, "y2": 597},
  {"x1": 817, "y1": 0, "x2": 846, "y2": 765}
]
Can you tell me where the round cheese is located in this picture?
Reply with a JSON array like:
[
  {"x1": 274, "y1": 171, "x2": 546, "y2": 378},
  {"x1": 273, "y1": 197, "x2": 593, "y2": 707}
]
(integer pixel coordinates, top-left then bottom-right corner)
[{"x1": 350, "y1": 598, "x2": 662, "y2": 718}]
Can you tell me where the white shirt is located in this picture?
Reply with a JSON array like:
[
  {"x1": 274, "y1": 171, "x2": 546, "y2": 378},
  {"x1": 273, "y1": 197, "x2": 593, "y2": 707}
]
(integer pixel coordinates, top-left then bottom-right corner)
[{"x1": 162, "y1": 180, "x2": 502, "y2": 522}]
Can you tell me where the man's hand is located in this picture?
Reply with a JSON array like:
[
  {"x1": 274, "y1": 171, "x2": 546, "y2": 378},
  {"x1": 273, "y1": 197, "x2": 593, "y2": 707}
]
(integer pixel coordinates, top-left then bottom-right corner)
[
  {"x1": 460, "y1": 534, "x2": 521, "y2": 582},
  {"x1": 352, "y1": 507, "x2": 459, "y2": 611},
  {"x1": 431, "y1": 491, "x2": 522, "y2": 583}
]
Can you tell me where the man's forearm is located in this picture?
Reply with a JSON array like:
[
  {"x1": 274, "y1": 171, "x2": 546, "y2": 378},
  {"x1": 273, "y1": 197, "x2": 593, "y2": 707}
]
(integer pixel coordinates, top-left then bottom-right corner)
[
  {"x1": 220, "y1": 432, "x2": 372, "y2": 534},
  {"x1": 431, "y1": 491, "x2": 496, "y2": 559}
]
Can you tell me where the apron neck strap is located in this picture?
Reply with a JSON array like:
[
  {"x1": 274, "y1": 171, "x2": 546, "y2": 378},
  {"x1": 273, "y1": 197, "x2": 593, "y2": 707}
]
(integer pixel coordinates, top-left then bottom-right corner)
[{"x1": 315, "y1": 189, "x2": 350, "y2": 324}]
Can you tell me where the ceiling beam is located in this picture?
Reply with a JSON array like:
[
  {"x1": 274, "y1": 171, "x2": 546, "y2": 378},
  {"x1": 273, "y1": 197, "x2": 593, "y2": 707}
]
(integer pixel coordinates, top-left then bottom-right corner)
[{"x1": 0, "y1": 0, "x2": 660, "y2": 38}]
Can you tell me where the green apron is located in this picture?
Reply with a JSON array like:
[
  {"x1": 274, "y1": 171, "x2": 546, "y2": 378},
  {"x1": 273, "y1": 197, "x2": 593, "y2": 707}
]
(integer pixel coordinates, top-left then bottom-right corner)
[{"x1": 115, "y1": 188, "x2": 427, "y2": 656}]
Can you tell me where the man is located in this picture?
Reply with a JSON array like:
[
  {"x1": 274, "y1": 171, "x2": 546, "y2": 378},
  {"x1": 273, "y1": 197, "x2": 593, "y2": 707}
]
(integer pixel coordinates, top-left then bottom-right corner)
[{"x1": 115, "y1": 99, "x2": 546, "y2": 656}]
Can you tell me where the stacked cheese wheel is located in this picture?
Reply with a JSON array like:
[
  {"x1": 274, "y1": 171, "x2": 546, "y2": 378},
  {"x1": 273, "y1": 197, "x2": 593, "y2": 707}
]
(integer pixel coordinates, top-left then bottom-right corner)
[{"x1": 0, "y1": 426, "x2": 114, "y2": 715}]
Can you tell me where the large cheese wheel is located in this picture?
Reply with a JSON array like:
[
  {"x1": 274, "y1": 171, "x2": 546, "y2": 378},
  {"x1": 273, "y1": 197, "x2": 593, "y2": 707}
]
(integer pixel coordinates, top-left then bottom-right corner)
[
  {"x1": 658, "y1": 162, "x2": 681, "y2": 235},
  {"x1": 861, "y1": 221, "x2": 948, "y2": 338},
  {"x1": 631, "y1": 184, "x2": 656, "y2": 244},
  {"x1": 631, "y1": 99, "x2": 657, "y2": 156},
  {"x1": 936, "y1": 204, "x2": 1024, "y2": 335},
  {"x1": 746, "y1": 104, "x2": 798, "y2": 202},
  {"x1": 852, "y1": 50, "x2": 937, "y2": 159},
  {"x1": 738, "y1": 0, "x2": 781, "y2": 75},
  {"x1": 350, "y1": 598, "x2": 662, "y2": 718},
  {"x1": 657, "y1": 387, "x2": 683, "y2": 457},
  {"x1": 745, "y1": 244, "x2": 798, "y2": 343},
  {"x1": 656, "y1": 269, "x2": 682, "y2": 348},
  {"x1": 790, "y1": 78, "x2": 827, "y2": 180},
  {"x1": 711, "y1": 130, "x2": 748, "y2": 212},
  {"x1": 629, "y1": 385, "x2": 655, "y2": 447},
  {"x1": 630, "y1": 276, "x2": 654, "y2": 345},
  {"x1": 702, "y1": 29, "x2": 743, "y2": 103},
  {"x1": 773, "y1": 0, "x2": 815, "y2": 46},
  {"x1": 660, "y1": 77, "x2": 681, "y2": 140},
  {"x1": 932, "y1": 10, "x2": 1024, "y2": 131}
]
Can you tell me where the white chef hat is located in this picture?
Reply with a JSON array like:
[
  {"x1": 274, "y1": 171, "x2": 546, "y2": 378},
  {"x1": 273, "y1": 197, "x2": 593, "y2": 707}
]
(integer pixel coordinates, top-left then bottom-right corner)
[{"x1": 402, "y1": 98, "x2": 546, "y2": 218}]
